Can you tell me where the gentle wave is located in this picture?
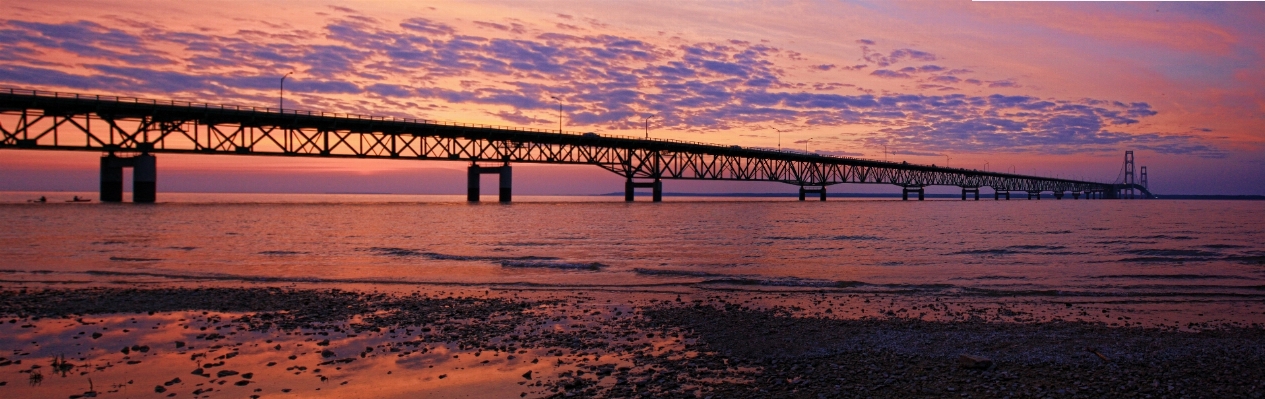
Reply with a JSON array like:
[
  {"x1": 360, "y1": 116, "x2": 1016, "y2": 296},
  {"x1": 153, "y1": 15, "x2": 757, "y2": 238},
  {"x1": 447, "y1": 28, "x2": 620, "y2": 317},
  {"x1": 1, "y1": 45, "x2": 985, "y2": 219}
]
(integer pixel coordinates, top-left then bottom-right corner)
[
  {"x1": 1092, "y1": 274, "x2": 1257, "y2": 280},
  {"x1": 365, "y1": 247, "x2": 558, "y2": 261},
  {"x1": 762, "y1": 235, "x2": 884, "y2": 241},
  {"x1": 109, "y1": 257, "x2": 162, "y2": 262},
  {"x1": 500, "y1": 260, "x2": 605, "y2": 270}
]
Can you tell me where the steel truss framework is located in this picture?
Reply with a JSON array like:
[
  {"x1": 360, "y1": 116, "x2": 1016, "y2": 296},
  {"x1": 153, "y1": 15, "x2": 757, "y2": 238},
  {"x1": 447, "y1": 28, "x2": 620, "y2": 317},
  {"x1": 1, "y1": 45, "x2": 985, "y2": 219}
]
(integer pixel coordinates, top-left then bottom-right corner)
[{"x1": 0, "y1": 89, "x2": 1149, "y2": 197}]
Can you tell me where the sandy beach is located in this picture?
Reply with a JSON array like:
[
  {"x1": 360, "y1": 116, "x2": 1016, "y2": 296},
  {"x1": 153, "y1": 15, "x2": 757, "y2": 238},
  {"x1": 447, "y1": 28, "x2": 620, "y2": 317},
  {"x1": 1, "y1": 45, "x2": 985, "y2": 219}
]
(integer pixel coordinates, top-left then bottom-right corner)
[{"x1": 2, "y1": 283, "x2": 1263, "y2": 398}]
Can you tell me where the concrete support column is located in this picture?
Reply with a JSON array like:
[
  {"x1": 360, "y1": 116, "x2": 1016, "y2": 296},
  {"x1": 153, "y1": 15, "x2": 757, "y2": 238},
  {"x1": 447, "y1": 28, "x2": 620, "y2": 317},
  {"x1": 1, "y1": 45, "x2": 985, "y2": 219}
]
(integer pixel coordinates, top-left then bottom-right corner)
[
  {"x1": 100, "y1": 155, "x2": 124, "y2": 203},
  {"x1": 819, "y1": 186, "x2": 827, "y2": 201},
  {"x1": 1073, "y1": 192, "x2": 1081, "y2": 200},
  {"x1": 467, "y1": 165, "x2": 481, "y2": 202},
  {"x1": 799, "y1": 187, "x2": 807, "y2": 201},
  {"x1": 133, "y1": 154, "x2": 156, "y2": 203},
  {"x1": 902, "y1": 186, "x2": 924, "y2": 201},
  {"x1": 498, "y1": 165, "x2": 512, "y2": 203},
  {"x1": 1054, "y1": 191, "x2": 1064, "y2": 200},
  {"x1": 625, "y1": 178, "x2": 634, "y2": 202},
  {"x1": 652, "y1": 178, "x2": 662, "y2": 202},
  {"x1": 961, "y1": 187, "x2": 979, "y2": 201},
  {"x1": 994, "y1": 190, "x2": 999, "y2": 201}
]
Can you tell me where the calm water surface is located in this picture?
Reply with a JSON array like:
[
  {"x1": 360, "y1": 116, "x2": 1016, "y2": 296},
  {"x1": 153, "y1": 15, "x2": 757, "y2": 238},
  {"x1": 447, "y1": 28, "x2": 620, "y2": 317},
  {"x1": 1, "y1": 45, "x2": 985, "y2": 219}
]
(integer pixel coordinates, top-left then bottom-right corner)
[{"x1": 2, "y1": 191, "x2": 1264, "y2": 314}]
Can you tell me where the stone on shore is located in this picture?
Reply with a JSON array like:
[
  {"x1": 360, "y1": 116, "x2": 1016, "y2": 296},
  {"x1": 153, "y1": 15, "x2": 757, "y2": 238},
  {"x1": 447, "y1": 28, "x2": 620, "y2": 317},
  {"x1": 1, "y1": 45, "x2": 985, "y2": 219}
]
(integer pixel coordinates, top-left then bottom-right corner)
[{"x1": 958, "y1": 354, "x2": 993, "y2": 370}]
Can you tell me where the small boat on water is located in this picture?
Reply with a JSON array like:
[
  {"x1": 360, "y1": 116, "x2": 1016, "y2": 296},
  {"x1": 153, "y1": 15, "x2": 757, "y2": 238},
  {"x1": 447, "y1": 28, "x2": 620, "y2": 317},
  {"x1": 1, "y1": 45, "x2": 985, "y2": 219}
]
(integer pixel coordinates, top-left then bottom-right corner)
[{"x1": 67, "y1": 196, "x2": 92, "y2": 203}]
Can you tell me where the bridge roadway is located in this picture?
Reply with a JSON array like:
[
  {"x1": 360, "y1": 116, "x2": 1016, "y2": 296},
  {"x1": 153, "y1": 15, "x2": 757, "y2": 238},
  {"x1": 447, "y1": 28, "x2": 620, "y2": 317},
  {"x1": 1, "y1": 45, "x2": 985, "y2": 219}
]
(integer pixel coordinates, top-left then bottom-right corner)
[{"x1": 0, "y1": 88, "x2": 1150, "y2": 203}]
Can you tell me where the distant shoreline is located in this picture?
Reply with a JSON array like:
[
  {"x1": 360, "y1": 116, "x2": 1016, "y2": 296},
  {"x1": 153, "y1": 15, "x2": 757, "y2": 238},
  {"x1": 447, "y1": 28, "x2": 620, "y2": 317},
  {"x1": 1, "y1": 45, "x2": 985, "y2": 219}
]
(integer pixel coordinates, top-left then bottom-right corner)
[
  {"x1": 602, "y1": 192, "x2": 1265, "y2": 200},
  {"x1": 3, "y1": 190, "x2": 1261, "y2": 200}
]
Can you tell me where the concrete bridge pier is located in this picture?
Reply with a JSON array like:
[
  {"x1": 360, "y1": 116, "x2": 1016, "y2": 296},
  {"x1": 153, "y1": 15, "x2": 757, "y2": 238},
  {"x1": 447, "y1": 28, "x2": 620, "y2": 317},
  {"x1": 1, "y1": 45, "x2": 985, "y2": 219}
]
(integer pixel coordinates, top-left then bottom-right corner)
[
  {"x1": 1053, "y1": 191, "x2": 1064, "y2": 200},
  {"x1": 1072, "y1": 191, "x2": 1081, "y2": 199},
  {"x1": 961, "y1": 187, "x2": 979, "y2": 200},
  {"x1": 100, "y1": 153, "x2": 156, "y2": 203},
  {"x1": 798, "y1": 186, "x2": 827, "y2": 201},
  {"x1": 993, "y1": 190, "x2": 1011, "y2": 200},
  {"x1": 1027, "y1": 191, "x2": 1041, "y2": 200},
  {"x1": 901, "y1": 186, "x2": 925, "y2": 201},
  {"x1": 625, "y1": 178, "x2": 663, "y2": 202},
  {"x1": 467, "y1": 163, "x2": 512, "y2": 202},
  {"x1": 100, "y1": 155, "x2": 125, "y2": 202},
  {"x1": 133, "y1": 154, "x2": 156, "y2": 203}
]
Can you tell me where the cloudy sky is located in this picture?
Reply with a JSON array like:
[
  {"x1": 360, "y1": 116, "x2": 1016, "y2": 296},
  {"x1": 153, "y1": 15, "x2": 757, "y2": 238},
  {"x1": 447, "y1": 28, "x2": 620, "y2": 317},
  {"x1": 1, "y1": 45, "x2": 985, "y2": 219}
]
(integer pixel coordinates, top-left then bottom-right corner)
[{"x1": 1, "y1": 1, "x2": 1262, "y2": 195}]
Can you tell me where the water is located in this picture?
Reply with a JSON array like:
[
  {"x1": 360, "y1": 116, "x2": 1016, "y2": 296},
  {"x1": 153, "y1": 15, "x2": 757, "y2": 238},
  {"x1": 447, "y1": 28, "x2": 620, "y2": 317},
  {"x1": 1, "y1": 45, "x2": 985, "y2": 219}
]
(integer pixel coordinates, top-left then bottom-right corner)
[{"x1": 2, "y1": 191, "x2": 1264, "y2": 323}]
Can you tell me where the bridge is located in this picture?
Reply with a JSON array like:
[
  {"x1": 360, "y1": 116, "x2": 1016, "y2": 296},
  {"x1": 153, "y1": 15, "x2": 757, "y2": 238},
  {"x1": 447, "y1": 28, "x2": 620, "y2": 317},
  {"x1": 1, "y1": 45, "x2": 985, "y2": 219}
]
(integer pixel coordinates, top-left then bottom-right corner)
[{"x1": 0, "y1": 88, "x2": 1153, "y2": 203}]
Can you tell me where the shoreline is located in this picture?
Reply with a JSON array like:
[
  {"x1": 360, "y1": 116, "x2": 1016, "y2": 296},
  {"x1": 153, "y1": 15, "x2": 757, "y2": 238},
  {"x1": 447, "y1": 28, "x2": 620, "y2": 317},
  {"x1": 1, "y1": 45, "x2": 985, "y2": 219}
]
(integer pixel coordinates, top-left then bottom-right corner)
[{"x1": 2, "y1": 284, "x2": 1263, "y2": 398}]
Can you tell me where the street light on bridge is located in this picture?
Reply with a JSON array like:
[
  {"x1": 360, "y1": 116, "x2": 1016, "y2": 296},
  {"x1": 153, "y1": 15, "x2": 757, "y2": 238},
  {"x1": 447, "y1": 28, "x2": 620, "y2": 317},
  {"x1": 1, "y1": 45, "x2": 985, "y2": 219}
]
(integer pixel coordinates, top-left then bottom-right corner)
[
  {"x1": 644, "y1": 114, "x2": 656, "y2": 139},
  {"x1": 773, "y1": 128, "x2": 787, "y2": 151},
  {"x1": 279, "y1": 71, "x2": 294, "y2": 111},
  {"x1": 550, "y1": 96, "x2": 563, "y2": 133}
]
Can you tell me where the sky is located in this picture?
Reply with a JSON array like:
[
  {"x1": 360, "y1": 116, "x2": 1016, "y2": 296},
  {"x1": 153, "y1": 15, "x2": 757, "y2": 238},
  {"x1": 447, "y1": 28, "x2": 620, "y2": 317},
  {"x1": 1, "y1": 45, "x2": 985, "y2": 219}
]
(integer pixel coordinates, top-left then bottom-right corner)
[{"x1": 0, "y1": 0, "x2": 1263, "y2": 195}]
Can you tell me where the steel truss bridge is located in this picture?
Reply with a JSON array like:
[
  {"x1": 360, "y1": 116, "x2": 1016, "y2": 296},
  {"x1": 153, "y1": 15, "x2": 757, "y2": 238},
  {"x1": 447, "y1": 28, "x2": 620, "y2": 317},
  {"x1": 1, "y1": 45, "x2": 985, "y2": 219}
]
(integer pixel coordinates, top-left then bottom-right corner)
[{"x1": 0, "y1": 88, "x2": 1152, "y2": 203}]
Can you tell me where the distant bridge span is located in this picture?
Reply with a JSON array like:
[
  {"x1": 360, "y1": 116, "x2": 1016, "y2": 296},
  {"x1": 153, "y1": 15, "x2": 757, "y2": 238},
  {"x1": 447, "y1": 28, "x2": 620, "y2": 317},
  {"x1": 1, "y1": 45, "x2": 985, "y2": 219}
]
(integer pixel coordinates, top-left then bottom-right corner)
[{"x1": 0, "y1": 88, "x2": 1151, "y2": 202}]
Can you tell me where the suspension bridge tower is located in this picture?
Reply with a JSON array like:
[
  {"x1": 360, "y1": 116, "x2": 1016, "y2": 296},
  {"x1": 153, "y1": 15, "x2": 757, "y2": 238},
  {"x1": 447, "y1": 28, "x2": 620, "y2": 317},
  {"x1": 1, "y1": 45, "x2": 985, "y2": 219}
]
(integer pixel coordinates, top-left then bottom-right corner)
[{"x1": 1124, "y1": 151, "x2": 1135, "y2": 199}]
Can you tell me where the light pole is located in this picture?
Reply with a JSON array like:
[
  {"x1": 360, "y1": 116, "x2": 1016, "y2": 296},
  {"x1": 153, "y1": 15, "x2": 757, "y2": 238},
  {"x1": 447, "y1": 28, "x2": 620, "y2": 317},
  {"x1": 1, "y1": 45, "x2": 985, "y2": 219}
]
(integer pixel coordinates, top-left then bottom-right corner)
[
  {"x1": 882, "y1": 143, "x2": 888, "y2": 162},
  {"x1": 550, "y1": 96, "x2": 563, "y2": 133},
  {"x1": 805, "y1": 137, "x2": 813, "y2": 153},
  {"x1": 984, "y1": 161, "x2": 990, "y2": 172},
  {"x1": 279, "y1": 71, "x2": 293, "y2": 111},
  {"x1": 644, "y1": 114, "x2": 655, "y2": 139},
  {"x1": 1009, "y1": 165, "x2": 1016, "y2": 174},
  {"x1": 945, "y1": 155, "x2": 951, "y2": 168},
  {"x1": 774, "y1": 128, "x2": 786, "y2": 151}
]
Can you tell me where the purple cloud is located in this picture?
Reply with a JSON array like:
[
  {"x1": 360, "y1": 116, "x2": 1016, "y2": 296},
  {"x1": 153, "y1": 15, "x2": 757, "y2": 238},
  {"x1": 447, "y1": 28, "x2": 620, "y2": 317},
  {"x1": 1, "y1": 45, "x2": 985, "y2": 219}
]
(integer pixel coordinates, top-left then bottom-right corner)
[
  {"x1": 0, "y1": 16, "x2": 1220, "y2": 158},
  {"x1": 870, "y1": 69, "x2": 912, "y2": 79}
]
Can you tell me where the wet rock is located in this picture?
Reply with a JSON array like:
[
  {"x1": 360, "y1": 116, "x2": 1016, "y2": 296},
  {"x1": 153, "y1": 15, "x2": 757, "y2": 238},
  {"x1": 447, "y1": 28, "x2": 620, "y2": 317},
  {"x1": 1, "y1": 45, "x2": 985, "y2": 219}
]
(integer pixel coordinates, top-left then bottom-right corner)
[
  {"x1": 154, "y1": 385, "x2": 166, "y2": 393},
  {"x1": 321, "y1": 349, "x2": 336, "y2": 358},
  {"x1": 216, "y1": 370, "x2": 239, "y2": 378},
  {"x1": 958, "y1": 354, "x2": 993, "y2": 370},
  {"x1": 175, "y1": 341, "x2": 185, "y2": 348},
  {"x1": 523, "y1": 370, "x2": 533, "y2": 380}
]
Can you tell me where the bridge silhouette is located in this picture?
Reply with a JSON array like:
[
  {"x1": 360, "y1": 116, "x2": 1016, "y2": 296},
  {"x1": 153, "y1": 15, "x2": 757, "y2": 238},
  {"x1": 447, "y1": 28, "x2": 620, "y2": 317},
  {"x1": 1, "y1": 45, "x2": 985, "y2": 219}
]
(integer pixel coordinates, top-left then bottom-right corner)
[{"x1": 0, "y1": 88, "x2": 1153, "y2": 203}]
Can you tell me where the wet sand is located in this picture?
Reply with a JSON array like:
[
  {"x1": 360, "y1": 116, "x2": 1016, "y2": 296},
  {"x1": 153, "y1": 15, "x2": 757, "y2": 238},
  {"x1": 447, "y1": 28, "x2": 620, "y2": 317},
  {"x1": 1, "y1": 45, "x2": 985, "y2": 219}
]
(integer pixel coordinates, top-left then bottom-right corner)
[{"x1": 1, "y1": 284, "x2": 1263, "y2": 398}]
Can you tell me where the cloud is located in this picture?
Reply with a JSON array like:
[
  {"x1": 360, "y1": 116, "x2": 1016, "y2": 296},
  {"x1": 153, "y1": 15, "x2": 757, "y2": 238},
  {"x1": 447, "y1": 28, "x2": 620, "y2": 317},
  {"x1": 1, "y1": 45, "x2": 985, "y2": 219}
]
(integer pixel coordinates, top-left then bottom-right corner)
[
  {"x1": 870, "y1": 69, "x2": 912, "y2": 79},
  {"x1": 0, "y1": 16, "x2": 1220, "y2": 158},
  {"x1": 988, "y1": 80, "x2": 1020, "y2": 88},
  {"x1": 860, "y1": 44, "x2": 937, "y2": 67}
]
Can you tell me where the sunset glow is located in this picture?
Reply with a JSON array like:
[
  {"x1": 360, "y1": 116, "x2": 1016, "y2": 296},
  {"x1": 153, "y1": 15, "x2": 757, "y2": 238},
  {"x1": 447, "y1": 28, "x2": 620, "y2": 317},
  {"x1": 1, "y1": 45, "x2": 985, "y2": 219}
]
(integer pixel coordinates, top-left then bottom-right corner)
[{"x1": 1, "y1": 1, "x2": 1262, "y2": 194}]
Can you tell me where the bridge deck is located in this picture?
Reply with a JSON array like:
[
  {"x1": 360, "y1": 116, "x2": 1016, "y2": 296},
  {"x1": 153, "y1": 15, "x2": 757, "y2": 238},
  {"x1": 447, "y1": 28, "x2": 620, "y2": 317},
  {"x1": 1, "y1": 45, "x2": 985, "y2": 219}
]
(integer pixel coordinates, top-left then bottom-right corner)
[{"x1": 0, "y1": 88, "x2": 1139, "y2": 200}]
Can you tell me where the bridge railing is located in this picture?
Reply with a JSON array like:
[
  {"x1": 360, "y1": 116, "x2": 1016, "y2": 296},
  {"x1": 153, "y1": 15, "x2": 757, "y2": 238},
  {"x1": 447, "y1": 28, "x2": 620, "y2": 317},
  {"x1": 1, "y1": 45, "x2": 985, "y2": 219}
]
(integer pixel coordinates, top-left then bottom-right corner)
[
  {"x1": 1, "y1": 87, "x2": 1104, "y2": 185},
  {"x1": 0, "y1": 87, "x2": 813, "y2": 155},
  {"x1": 1, "y1": 87, "x2": 733, "y2": 145}
]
